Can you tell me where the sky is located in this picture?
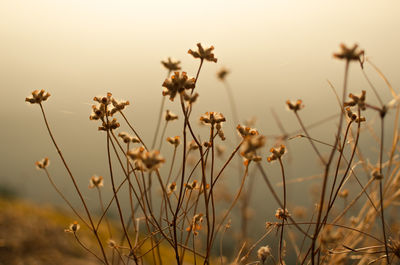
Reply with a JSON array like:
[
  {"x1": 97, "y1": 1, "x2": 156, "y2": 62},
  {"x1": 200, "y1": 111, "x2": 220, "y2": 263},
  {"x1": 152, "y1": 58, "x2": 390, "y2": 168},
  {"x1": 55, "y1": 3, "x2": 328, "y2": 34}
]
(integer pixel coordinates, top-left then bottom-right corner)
[{"x1": 1, "y1": 0, "x2": 400, "y2": 231}]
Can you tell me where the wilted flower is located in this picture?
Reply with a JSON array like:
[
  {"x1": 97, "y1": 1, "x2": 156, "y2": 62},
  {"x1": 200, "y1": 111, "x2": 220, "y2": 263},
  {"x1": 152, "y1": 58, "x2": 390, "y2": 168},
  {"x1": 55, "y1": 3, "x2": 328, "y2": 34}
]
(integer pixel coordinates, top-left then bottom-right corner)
[
  {"x1": 188, "y1": 140, "x2": 199, "y2": 151},
  {"x1": 184, "y1": 180, "x2": 199, "y2": 190},
  {"x1": 161, "y1": 57, "x2": 181, "y2": 72},
  {"x1": 165, "y1": 110, "x2": 178, "y2": 121},
  {"x1": 65, "y1": 221, "x2": 80, "y2": 233},
  {"x1": 188, "y1": 43, "x2": 217, "y2": 63},
  {"x1": 200, "y1": 112, "x2": 226, "y2": 125},
  {"x1": 89, "y1": 175, "x2": 104, "y2": 189},
  {"x1": 182, "y1": 91, "x2": 199, "y2": 105},
  {"x1": 162, "y1": 72, "x2": 196, "y2": 101},
  {"x1": 35, "y1": 157, "x2": 50, "y2": 170},
  {"x1": 25, "y1": 89, "x2": 51, "y2": 104},
  {"x1": 93, "y1": 93, "x2": 113, "y2": 106},
  {"x1": 217, "y1": 67, "x2": 229, "y2": 81},
  {"x1": 344, "y1": 90, "x2": 366, "y2": 111},
  {"x1": 333, "y1": 43, "x2": 364, "y2": 61},
  {"x1": 257, "y1": 245, "x2": 272, "y2": 264},
  {"x1": 118, "y1": 132, "x2": 140, "y2": 144},
  {"x1": 167, "y1": 136, "x2": 180, "y2": 147},
  {"x1": 267, "y1": 145, "x2": 286, "y2": 162},
  {"x1": 90, "y1": 104, "x2": 106, "y2": 121},
  {"x1": 286, "y1": 99, "x2": 303, "y2": 112},
  {"x1": 345, "y1": 107, "x2": 366, "y2": 123}
]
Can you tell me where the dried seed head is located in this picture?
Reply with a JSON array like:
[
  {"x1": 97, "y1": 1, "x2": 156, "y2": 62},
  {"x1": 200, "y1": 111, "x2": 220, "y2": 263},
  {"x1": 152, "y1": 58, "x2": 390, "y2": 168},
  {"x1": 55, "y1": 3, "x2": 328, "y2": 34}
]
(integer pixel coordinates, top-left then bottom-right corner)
[
  {"x1": 25, "y1": 89, "x2": 51, "y2": 104},
  {"x1": 240, "y1": 135, "x2": 266, "y2": 163},
  {"x1": 161, "y1": 57, "x2": 181, "y2": 71},
  {"x1": 35, "y1": 157, "x2": 50, "y2": 170},
  {"x1": 217, "y1": 67, "x2": 229, "y2": 81},
  {"x1": 286, "y1": 99, "x2": 303, "y2": 112},
  {"x1": 333, "y1": 43, "x2": 364, "y2": 62},
  {"x1": 200, "y1": 112, "x2": 226, "y2": 125},
  {"x1": 107, "y1": 239, "x2": 117, "y2": 249},
  {"x1": 186, "y1": 213, "x2": 204, "y2": 236},
  {"x1": 345, "y1": 107, "x2": 366, "y2": 123},
  {"x1": 188, "y1": 43, "x2": 217, "y2": 63},
  {"x1": 167, "y1": 136, "x2": 180, "y2": 147},
  {"x1": 257, "y1": 245, "x2": 272, "y2": 264},
  {"x1": 167, "y1": 182, "x2": 177, "y2": 195},
  {"x1": 89, "y1": 175, "x2": 104, "y2": 189},
  {"x1": 118, "y1": 132, "x2": 140, "y2": 144},
  {"x1": 165, "y1": 110, "x2": 178, "y2": 121},
  {"x1": 188, "y1": 140, "x2": 199, "y2": 151},
  {"x1": 65, "y1": 221, "x2": 80, "y2": 233},
  {"x1": 344, "y1": 90, "x2": 366, "y2": 111},
  {"x1": 162, "y1": 71, "x2": 196, "y2": 101},
  {"x1": 237, "y1": 124, "x2": 259, "y2": 138},
  {"x1": 182, "y1": 91, "x2": 199, "y2": 105},
  {"x1": 127, "y1": 148, "x2": 165, "y2": 172},
  {"x1": 275, "y1": 208, "x2": 290, "y2": 220},
  {"x1": 185, "y1": 180, "x2": 198, "y2": 190},
  {"x1": 267, "y1": 145, "x2": 286, "y2": 162},
  {"x1": 110, "y1": 98, "x2": 130, "y2": 115},
  {"x1": 93, "y1": 92, "x2": 113, "y2": 106}
]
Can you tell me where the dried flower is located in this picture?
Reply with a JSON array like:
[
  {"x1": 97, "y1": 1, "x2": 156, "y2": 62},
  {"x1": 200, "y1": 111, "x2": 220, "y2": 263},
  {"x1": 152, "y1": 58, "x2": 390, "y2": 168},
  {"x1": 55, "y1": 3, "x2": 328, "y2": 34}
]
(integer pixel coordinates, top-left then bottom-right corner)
[
  {"x1": 127, "y1": 147, "x2": 165, "y2": 171},
  {"x1": 90, "y1": 104, "x2": 107, "y2": 121},
  {"x1": 275, "y1": 208, "x2": 290, "y2": 220},
  {"x1": 25, "y1": 89, "x2": 51, "y2": 104},
  {"x1": 161, "y1": 57, "x2": 182, "y2": 72},
  {"x1": 240, "y1": 135, "x2": 266, "y2": 163},
  {"x1": 267, "y1": 145, "x2": 286, "y2": 162},
  {"x1": 344, "y1": 90, "x2": 366, "y2": 111},
  {"x1": 185, "y1": 180, "x2": 199, "y2": 191},
  {"x1": 162, "y1": 72, "x2": 196, "y2": 101},
  {"x1": 237, "y1": 124, "x2": 258, "y2": 138},
  {"x1": 65, "y1": 221, "x2": 80, "y2": 233},
  {"x1": 338, "y1": 189, "x2": 349, "y2": 198},
  {"x1": 257, "y1": 245, "x2": 272, "y2": 264},
  {"x1": 89, "y1": 175, "x2": 104, "y2": 189},
  {"x1": 186, "y1": 213, "x2": 204, "y2": 235},
  {"x1": 35, "y1": 157, "x2": 50, "y2": 170},
  {"x1": 188, "y1": 43, "x2": 217, "y2": 63},
  {"x1": 98, "y1": 118, "x2": 120, "y2": 131},
  {"x1": 345, "y1": 107, "x2": 366, "y2": 123},
  {"x1": 165, "y1": 110, "x2": 178, "y2": 121},
  {"x1": 333, "y1": 43, "x2": 364, "y2": 61},
  {"x1": 107, "y1": 239, "x2": 117, "y2": 249},
  {"x1": 93, "y1": 93, "x2": 113, "y2": 106},
  {"x1": 110, "y1": 98, "x2": 130, "y2": 115},
  {"x1": 188, "y1": 140, "x2": 199, "y2": 151},
  {"x1": 286, "y1": 99, "x2": 303, "y2": 112},
  {"x1": 182, "y1": 91, "x2": 199, "y2": 105},
  {"x1": 200, "y1": 112, "x2": 226, "y2": 125},
  {"x1": 167, "y1": 136, "x2": 180, "y2": 147},
  {"x1": 118, "y1": 132, "x2": 140, "y2": 144},
  {"x1": 217, "y1": 68, "x2": 229, "y2": 81},
  {"x1": 167, "y1": 182, "x2": 177, "y2": 195}
]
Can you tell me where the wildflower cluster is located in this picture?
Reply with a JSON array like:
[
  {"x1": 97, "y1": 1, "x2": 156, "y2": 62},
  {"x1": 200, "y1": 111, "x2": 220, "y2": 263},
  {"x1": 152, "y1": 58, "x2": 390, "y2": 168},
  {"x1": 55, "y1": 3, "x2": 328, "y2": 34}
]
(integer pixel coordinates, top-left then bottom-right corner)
[
  {"x1": 186, "y1": 213, "x2": 204, "y2": 236},
  {"x1": 237, "y1": 124, "x2": 259, "y2": 138},
  {"x1": 240, "y1": 135, "x2": 266, "y2": 163},
  {"x1": 200, "y1": 112, "x2": 226, "y2": 140},
  {"x1": 275, "y1": 208, "x2": 290, "y2": 220}
]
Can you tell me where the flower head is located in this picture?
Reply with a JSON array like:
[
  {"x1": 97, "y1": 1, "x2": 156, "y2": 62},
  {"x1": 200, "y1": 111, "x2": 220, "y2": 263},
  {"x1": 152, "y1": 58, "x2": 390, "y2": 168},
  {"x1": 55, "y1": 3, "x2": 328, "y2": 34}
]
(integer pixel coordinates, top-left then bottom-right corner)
[
  {"x1": 167, "y1": 136, "x2": 180, "y2": 147},
  {"x1": 237, "y1": 124, "x2": 259, "y2": 138},
  {"x1": 275, "y1": 208, "x2": 290, "y2": 220},
  {"x1": 257, "y1": 245, "x2": 272, "y2": 264},
  {"x1": 165, "y1": 110, "x2": 178, "y2": 121},
  {"x1": 286, "y1": 99, "x2": 303, "y2": 112},
  {"x1": 186, "y1": 213, "x2": 204, "y2": 236},
  {"x1": 188, "y1": 43, "x2": 217, "y2": 63},
  {"x1": 161, "y1": 57, "x2": 181, "y2": 72},
  {"x1": 344, "y1": 90, "x2": 366, "y2": 111},
  {"x1": 240, "y1": 135, "x2": 266, "y2": 164},
  {"x1": 127, "y1": 147, "x2": 165, "y2": 172},
  {"x1": 200, "y1": 112, "x2": 226, "y2": 125},
  {"x1": 118, "y1": 132, "x2": 140, "y2": 144},
  {"x1": 167, "y1": 182, "x2": 177, "y2": 195},
  {"x1": 65, "y1": 221, "x2": 80, "y2": 233},
  {"x1": 267, "y1": 145, "x2": 286, "y2": 162},
  {"x1": 110, "y1": 98, "x2": 130, "y2": 115},
  {"x1": 89, "y1": 175, "x2": 104, "y2": 189},
  {"x1": 333, "y1": 43, "x2": 364, "y2": 62},
  {"x1": 25, "y1": 89, "x2": 51, "y2": 104},
  {"x1": 217, "y1": 68, "x2": 229, "y2": 81},
  {"x1": 98, "y1": 118, "x2": 120, "y2": 131},
  {"x1": 162, "y1": 72, "x2": 196, "y2": 101},
  {"x1": 35, "y1": 157, "x2": 50, "y2": 170}
]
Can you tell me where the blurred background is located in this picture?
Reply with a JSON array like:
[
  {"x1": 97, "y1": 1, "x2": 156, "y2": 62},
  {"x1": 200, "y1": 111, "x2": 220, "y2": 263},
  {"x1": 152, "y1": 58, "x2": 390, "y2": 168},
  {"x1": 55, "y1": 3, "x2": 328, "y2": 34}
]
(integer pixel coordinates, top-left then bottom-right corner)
[{"x1": 1, "y1": 0, "x2": 400, "y2": 262}]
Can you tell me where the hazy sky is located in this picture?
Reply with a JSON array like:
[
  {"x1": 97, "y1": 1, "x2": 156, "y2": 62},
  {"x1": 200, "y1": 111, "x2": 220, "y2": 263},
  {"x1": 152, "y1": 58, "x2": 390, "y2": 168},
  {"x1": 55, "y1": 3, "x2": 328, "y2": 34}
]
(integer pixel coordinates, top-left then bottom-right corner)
[{"x1": 1, "y1": 0, "x2": 400, "y2": 213}]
